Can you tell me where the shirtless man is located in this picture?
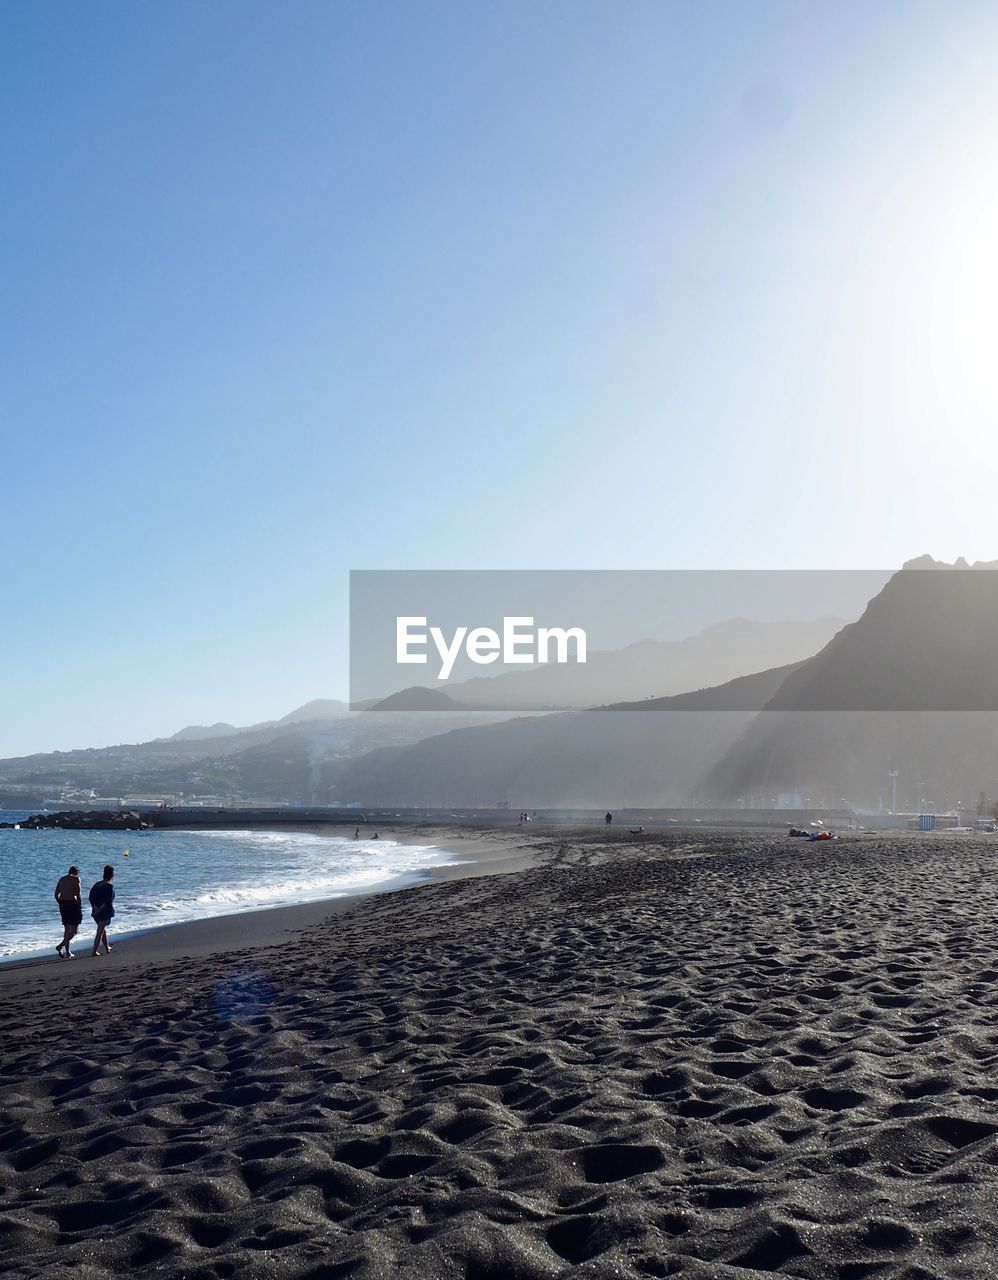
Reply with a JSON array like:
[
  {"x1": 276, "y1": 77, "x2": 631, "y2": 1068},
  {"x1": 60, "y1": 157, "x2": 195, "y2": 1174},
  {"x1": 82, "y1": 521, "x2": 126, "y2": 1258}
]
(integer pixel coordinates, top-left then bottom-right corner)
[{"x1": 54, "y1": 865, "x2": 83, "y2": 959}]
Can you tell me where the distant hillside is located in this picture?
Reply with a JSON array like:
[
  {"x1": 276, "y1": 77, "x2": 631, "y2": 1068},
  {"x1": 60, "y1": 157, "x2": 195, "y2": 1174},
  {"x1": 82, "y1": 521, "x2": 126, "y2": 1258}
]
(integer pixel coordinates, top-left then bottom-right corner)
[
  {"x1": 168, "y1": 722, "x2": 241, "y2": 742},
  {"x1": 704, "y1": 558, "x2": 998, "y2": 808},
  {"x1": 166, "y1": 699, "x2": 353, "y2": 742},
  {"x1": 330, "y1": 664, "x2": 798, "y2": 808},
  {"x1": 369, "y1": 687, "x2": 464, "y2": 712},
  {"x1": 761, "y1": 557, "x2": 998, "y2": 712},
  {"x1": 608, "y1": 661, "x2": 805, "y2": 711},
  {"x1": 0, "y1": 701, "x2": 501, "y2": 806}
]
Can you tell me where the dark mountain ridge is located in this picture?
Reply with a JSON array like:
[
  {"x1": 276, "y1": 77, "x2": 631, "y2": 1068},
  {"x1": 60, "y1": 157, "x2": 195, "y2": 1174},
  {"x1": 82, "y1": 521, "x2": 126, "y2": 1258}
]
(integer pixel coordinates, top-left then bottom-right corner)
[{"x1": 705, "y1": 558, "x2": 998, "y2": 808}]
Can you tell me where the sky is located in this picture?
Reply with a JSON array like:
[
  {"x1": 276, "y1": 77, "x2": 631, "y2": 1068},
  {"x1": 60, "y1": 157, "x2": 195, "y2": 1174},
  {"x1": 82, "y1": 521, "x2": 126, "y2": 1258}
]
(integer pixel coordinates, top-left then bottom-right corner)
[{"x1": 3, "y1": 0, "x2": 998, "y2": 755}]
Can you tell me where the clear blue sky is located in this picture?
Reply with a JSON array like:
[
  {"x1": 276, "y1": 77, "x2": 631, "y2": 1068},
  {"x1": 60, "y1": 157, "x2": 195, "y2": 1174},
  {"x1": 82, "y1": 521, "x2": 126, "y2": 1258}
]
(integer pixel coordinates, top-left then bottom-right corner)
[{"x1": 4, "y1": 0, "x2": 998, "y2": 754}]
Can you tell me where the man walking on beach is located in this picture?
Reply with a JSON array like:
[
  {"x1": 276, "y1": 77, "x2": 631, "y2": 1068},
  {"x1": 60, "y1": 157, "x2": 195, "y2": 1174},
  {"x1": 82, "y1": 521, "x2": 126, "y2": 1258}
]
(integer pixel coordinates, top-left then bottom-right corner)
[
  {"x1": 54, "y1": 865, "x2": 82, "y2": 959},
  {"x1": 605, "y1": 811, "x2": 613, "y2": 827},
  {"x1": 89, "y1": 865, "x2": 115, "y2": 957}
]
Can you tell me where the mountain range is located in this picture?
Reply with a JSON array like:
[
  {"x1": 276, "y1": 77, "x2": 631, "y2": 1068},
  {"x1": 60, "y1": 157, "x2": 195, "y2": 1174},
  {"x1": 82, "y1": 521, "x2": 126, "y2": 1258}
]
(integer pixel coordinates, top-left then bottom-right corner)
[
  {"x1": 0, "y1": 617, "x2": 845, "y2": 805},
  {"x1": 331, "y1": 559, "x2": 998, "y2": 812},
  {"x1": 329, "y1": 663, "x2": 800, "y2": 809},
  {"x1": 164, "y1": 700, "x2": 353, "y2": 742},
  {"x1": 7, "y1": 566, "x2": 998, "y2": 813}
]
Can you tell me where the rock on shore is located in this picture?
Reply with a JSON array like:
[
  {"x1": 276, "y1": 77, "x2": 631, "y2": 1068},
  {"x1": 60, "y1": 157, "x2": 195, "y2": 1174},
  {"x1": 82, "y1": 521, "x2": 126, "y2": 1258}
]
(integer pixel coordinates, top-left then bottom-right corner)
[{"x1": 0, "y1": 809, "x2": 152, "y2": 831}]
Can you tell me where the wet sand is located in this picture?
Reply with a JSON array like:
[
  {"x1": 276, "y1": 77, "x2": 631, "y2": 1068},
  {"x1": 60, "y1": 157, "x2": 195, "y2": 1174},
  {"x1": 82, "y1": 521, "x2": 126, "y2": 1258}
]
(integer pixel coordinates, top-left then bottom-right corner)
[{"x1": 2, "y1": 826, "x2": 997, "y2": 1278}]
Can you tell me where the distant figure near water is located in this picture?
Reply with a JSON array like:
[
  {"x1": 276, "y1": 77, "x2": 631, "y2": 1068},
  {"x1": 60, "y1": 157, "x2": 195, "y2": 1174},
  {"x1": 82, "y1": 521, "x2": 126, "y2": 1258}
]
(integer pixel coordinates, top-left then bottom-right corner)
[
  {"x1": 605, "y1": 812, "x2": 613, "y2": 827},
  {"x1": 89, "y1": 865, "x2": 115, "y2": 957},
  {"x1": 54, "y1": 865, "x2": 82, "y2": 959},
  {"x1": 354, "y1": 827, "x2": 360, "y2": 840}
]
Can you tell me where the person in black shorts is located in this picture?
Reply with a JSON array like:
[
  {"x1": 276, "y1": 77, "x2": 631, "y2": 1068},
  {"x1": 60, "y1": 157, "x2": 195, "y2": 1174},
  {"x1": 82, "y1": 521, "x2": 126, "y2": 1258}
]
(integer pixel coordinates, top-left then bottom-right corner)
[
  {"x1": 54, "y1": 865, "x2": 83, "y2": 959},
  {"x1": 89, "y1": 865, "x2": 116, "y2": 957}
]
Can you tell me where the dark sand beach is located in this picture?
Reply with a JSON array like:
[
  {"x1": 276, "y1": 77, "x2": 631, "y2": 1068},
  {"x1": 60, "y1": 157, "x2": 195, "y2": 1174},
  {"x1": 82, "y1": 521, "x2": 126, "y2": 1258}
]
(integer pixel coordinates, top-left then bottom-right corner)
[{"x1": 2, "y1": 825, "x2": 998, "y2": 1278}]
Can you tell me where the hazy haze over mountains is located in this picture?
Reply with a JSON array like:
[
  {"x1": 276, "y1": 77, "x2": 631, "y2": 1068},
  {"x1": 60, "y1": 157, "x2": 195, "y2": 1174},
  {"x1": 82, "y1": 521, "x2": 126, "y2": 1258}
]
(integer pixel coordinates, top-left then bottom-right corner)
[
  {"x1": 8, "y1": 569, "x2": 998, "y2": 813},
  {"x1": 331, "y1": 664, "x2": 801, "y2": 809},
  {"x1": 333, "y1": 560, "x2": 998, "y2": 812},
  {"x1": 0, "y1": 617, "x2": 844, "y2": 805},
  {"x1": 432, "y1": 617, "x2": 845, "y2": 710},
  {"x1": 703, "y1": 558, "x2": 998, "y2": 809}
]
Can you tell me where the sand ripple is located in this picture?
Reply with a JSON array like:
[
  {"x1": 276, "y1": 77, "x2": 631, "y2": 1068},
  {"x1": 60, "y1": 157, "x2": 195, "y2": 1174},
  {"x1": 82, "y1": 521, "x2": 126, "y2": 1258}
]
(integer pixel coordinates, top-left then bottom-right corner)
[{"x1": 2, "y1": 830, "x2": 998, "y2": 1277}]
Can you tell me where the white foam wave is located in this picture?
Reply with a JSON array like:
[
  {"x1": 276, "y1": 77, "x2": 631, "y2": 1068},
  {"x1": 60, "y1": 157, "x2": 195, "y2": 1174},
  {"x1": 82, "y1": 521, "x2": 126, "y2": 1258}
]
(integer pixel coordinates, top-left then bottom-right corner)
[{"x1": 0, "y1": 827, "x2": 449, "y2": 957}]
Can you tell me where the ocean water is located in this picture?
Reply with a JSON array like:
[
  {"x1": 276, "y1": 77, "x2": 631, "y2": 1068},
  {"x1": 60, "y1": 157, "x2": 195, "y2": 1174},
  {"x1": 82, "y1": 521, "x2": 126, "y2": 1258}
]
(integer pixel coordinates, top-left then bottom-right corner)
[{"x1": 0, "y1": 813, "x2": 451, "y2": 958}]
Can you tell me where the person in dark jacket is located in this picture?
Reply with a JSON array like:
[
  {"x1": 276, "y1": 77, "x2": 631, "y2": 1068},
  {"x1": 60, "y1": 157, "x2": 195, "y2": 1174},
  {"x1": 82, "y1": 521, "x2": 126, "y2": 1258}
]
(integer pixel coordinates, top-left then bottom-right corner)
[{"x1": 89, "y1": 865, "x2": 115, "y2": 957}]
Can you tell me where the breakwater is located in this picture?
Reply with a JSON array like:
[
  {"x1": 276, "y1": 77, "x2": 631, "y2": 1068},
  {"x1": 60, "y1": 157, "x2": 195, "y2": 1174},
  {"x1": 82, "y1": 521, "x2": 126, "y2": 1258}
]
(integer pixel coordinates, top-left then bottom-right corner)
[{"x1": 4, "y1": 805, "x2": 861, "y2": 831}]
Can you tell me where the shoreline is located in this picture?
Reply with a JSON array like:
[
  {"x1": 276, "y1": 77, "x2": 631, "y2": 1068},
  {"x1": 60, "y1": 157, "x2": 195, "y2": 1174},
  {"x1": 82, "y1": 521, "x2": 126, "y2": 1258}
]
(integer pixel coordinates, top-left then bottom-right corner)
[
  {"x1": 0, "y1": 824, "x2": 542, "y2": 982},
  {"x1": 2, "y1": 818, "x2": 979, "y2": 978},
  {"x1": 3, "y1": 827, "x2": 997, "y2": 1277},
  {"x1": 1, "y1": 819, "x2": 973, "y2": 978}
]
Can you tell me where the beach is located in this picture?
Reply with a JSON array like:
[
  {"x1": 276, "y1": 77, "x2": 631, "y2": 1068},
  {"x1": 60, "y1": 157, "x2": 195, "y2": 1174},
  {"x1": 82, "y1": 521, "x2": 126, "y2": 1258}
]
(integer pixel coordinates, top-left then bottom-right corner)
[
  {"x1": 0, "y1": 821, "x2": 472, "y2": 962},
  {"x1": 2, "y1": 824, "x2": 997, "y2": 1278}
]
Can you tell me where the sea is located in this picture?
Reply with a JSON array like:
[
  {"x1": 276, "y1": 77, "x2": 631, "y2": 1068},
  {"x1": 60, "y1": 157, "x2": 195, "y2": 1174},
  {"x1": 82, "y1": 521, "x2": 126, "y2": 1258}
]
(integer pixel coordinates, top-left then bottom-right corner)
[{"x1": 0, "y1": 812, "x2": 454, "y2": 959}]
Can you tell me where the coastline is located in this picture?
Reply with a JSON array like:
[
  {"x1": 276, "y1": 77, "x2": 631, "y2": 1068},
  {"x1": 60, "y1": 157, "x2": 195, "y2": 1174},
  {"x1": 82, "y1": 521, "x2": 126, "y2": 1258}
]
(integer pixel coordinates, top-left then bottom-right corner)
[
  {"x1": 0, "y1": 820, "x2": 973, "y2": 981},
  {"x1": 0, "y1": 824, "x2": 542, "y2": 982}
]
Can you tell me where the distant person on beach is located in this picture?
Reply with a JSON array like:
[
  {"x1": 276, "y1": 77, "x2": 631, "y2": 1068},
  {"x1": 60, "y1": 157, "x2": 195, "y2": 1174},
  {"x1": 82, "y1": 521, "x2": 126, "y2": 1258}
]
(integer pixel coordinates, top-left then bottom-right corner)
[
  {"x1": 354, "y1": 827, "x2": 360, "y2": 839},
  {"x1": 89, "y1": 865, "x2": 115, "y2": 957},
  {"x1": 54, "y1": 865, "x2": 82, "y2": 959},
  {"x1": 605, "y1": 812, "x2": 613, "y2": 827}
]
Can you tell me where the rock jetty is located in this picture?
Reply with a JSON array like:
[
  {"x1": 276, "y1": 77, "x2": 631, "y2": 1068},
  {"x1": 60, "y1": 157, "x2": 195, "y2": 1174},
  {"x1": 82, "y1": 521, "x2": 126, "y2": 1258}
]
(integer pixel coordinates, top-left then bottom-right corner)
[{"x1": 0, "y1": 810, "x2": 153, "y2": 831}]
